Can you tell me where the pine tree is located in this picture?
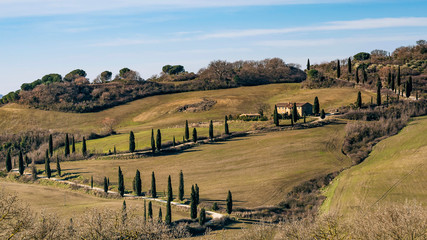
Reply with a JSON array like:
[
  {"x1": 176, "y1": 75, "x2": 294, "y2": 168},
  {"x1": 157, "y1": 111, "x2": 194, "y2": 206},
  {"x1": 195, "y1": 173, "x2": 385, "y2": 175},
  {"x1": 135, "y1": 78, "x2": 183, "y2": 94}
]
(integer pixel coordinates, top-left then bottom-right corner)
[
  {"x1": 65, "y1": 134, "x2": 70, "y2": 157},
  {"x1": 313, "y1": 96, "x2": 320, "y2": 115},
  {"x1": 151, "y1": 129, "x2": 155, "y2": 153},
  {"x1": 355, "y1": 68, "x2": 360, "y2": 84},
  {"x1": 357, "y1": 91, "x2": 362, "y2": 109},
  {"x1": 17, "y1": 150, "x2": 24, "y2": 175},
  {"x1": 347, "y1": 57, "x2": 351, "y2": 74},
  {"x1": 151, "y1": 171, "x2": 157, "y2": 198},
  {"x1": 104, "y1": 177, "x2": 108, "y2": 193},
  {"x1": 185, "y1": 120, "x2": 190, "y2": 141},
  {"x1": 6, "y1": 150, "x2": 12, "y2": 172},
  {"x1": 118, "y1": 166, "x2": 124, "y2": 197},
  {"x1": 129, "y1": 131, "x2": 135, "y2": 153},
  {"x1": 148, "y1": 201, "x2": 153, "y2": 219},
  {"x1": 91, "y1": 176, "x2": 93, "y2": 189},
  {"x1": 45, "y1": 155, "x2": 51, "y2": 178},
  {"x1": 179, "y1": 170, "x2": 184, "y2": 201},
  {"x1": 158, "y1": 208, "x2": 163, "y2": 223},
  {"x1": 209, "y1": 120, "x2": 214, "y2": 140},
  {"x1": 337, "y1": 60, "x2": 340, "y2": 78},
  {"x1": 292, "y1": 103, "x2": 298, "y2": 123},
  {"x1": 321, "y1": 109, "x2": 326, "y2": 119},
  {"x1": 377, "y1": 77, "x2": 382, "y2": 106},
  {"x1": 224, "y1": 116, "x2": 229, "y2": 134},
  {"x1": 192, "y1": 128, "x2": 197, "y2": 143},
  {"x1": 72, "y1": 136, "x2": 75, "y2": 153},
  {"x1": 190, "y1": 185, "x2": 197, "y2": 219},
  {"x1": 165, "y1": 198, "x2": 172, "y2": 225},
  {"x1": 226, "y1": 190, "x2": 233, "y2": 215},
  {"x1": 56, "y1": 156, "x2": 61, "y2": 177},
  {"x1": 49, "y1": 134, "x2": 53, "y2": 157},
  {"x1": 156, "y1": 129, "x2": 162, "y2": 152},
  {"x1": 195, "y1": 184, "x2": 200, "y2": 205},
  {"x1": 82, "y1": 137, "x2": 87, "y2": 156},
  {"x1": 306, "y1": 58, "x2": 310, "y2": 70},
  {"x1": 135, "y1": 170, "x2": 142, "y2": 196},
  {"x1": 273, "y1": 105, "x2": 279, "y2": 126},
  {"x1": 167, "y1": 175, "x2": 173, "y2": 201},
  {"x1": 199, "y1": 208, "x2": 206, "y2": 225}
]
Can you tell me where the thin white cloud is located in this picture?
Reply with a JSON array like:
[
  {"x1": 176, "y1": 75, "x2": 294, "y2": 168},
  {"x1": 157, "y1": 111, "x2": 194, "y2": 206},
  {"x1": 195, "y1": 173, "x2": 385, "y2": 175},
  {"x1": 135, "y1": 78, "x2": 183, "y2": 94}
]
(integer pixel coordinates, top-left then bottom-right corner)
[{"x1": 199, "y1": 17, "x2": 427, "y2": 39}]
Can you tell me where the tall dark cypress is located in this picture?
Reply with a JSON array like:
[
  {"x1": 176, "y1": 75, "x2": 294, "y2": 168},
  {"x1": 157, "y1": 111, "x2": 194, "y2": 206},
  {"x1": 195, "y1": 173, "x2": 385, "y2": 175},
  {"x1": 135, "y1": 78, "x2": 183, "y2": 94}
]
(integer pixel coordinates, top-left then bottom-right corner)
[
  {"x1": 118, "y1": 166, "x2": 124, "y2": 197},
  {"x1": 179, "y1": 170, "x2": 184, "y2": 201},
  {"x1": 65, "y1": 134, "x2": 70, "y2": 157},
  {"x1": 158, "y1": 208, "x2": 163, "y2": 223},
  {"x1": 45, "y1": 155, "x2": 51, "y2": 178},
  {"x1": 224, "y1": 116, "x2": 229, "y2": 134},
  {"x1": 313, "y1": 96, "x2": 320, "y2": 115},
  {"x1": 347, "y1": 57, "x2": 351, "y2": 74},
  {"x1": 91, "y1": 176, "x2": 93, "y2": 188},
  {"x1": 377, "y1": 77, "x2": 382, "y2": 106},
  {"x1": 49, "y1": 134, "x2": 53, "y2": 157},
  {"x1": 226, "y1": 190, "x2": 233, "y2": 214},
  {"x1": 18, "y1": 150, "x2": 24, "y2": 175},
  {"x1": 406, "y1": 76, "x2": 412, "y2": 97},
  {"x1": 165, "y1": 199, "x2": 172, "y2": 225},
  {"x1": 355, "y1": 67, "x2": 360, "y2": 84},
  {"x1": 306, "y1": 58, "x2": 310, "y2": 70},
  {"x1": 190, "y1": 185, "x2": 197, "y2": 219},
  {"x1": 129, "y1": 131, "x2": 135, "y2": 153},
  {"x1": 173, "y1": 136, "x2": 176, "y2": 147},
  {"x1": 292, "y1": 103, "x2": 298, "y2": 123},
  {"x1": 209, "y1": 120, "x2": 214, "y2": 140},
  {"x1": 148, "y1": 201, "x2": 153, "y2": 219},
  {"x1": 56, "y1": 156, "x2": 61, "y2": 177},
  {"x1": 5, "y1": 150, "x2": 12, "y2": 172},
  {"x1": 397, "y1": 66, "x2": 401, "y2": 87},
  {"x1": 167, "y1": 175, "x2": 173, "y2": 202},
  {"x1": 185, "y1": 120, "x2": 189, "y2": 141},
  {"x1": 192, "y1": 128, "x2": 197, "y2": 143},
  {"x1": 391, "y1": 74, "x2": 395, "y2": 91},
  {"x1": 337, "y1": 60, "x2": 341, "y2": 78},
  {"x1": 151, "y1": 129, "x2": 155, "y2": 153},
  {"x1": 387, "y1": 71, "x2": 392, "y2": 88},
  {"x1": 156, "y1": 129, "x2": 162, "y2": 152},
  {"x1": 143, "y1": 200, "x2": 147, "y2": 221},
  {"x1": 199, "y1": 208, "x2": 206, "y2": 225},
  {"x1": 357, "y1": 91, "x2": 362, "y2": 109},
  {"x1": 104, "y1": 177, "x2": 108, "y2": 193},
  {"x1": 25, "y1": 155, "x2": 29, "y2": 167},
  {"x1": 273, "y1": 105, "x2": 279, "y2": 126},
  {"x1": 151, "y1": 171, "x2": 157, "y2": 198},
  {"x1": 195, "y1": 184, "x2": 200, "y2": 205},
  {"x1": 72, "y1": 136, "x2": 75, "y2": 153},
  {"x1": 82, "y1": 137, "x2": 87, "y2": 156},
  {"x1": 135, "y1": 170, "x2": 141, "y2": 196}
]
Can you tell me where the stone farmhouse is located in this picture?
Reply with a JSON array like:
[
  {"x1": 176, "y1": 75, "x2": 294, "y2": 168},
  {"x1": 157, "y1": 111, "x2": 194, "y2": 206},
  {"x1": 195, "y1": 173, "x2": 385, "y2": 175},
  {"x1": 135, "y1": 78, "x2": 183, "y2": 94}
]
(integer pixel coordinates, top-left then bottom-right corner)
[{"x1": 276, "y1": 102, "x2": 313, "y2": 116}]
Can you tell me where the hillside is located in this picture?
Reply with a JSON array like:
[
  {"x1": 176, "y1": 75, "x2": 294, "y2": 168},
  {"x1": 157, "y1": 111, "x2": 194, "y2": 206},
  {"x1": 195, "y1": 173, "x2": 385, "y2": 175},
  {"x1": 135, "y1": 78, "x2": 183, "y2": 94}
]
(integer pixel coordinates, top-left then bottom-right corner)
[{"x1": 322, "y1": 115, "x2": 427, "y2": 215}]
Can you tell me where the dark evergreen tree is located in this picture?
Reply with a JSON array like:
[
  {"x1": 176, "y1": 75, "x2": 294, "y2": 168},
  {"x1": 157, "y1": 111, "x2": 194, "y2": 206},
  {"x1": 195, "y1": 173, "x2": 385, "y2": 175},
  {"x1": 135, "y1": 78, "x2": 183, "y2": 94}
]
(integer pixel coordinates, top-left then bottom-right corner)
[
  {"x1": 209, "y1": 120, "x2": 214, "y2": 140},
  {"x1": 199, "y1": 208, "x2": 206, "y2": 225},
  {"x1": 56, "y1": 156, "x2": 61, "y2": 177},
  {"x1": 387, "y1": 71, "x2": 392, "y2": 88},
  {"x1": 357, "y1": 91, "x2": 362, "y2": 108},
  {"x1": 107, "y1": 177, "x2": 110, "y2": 187},
  {"x1": 391, "y1": 74, "x2": 395, "y2": 91},
  {"x1": 118, "y1": 166, "x2": 124, "y2": 197},
  {"x1": 5, "y1": 150, "x2": 12, "y2": 172},
  {"x1": 192, "y1": 128, "x2": 197, "y2": 143},
  {"x1": 377, "y1": 77, "x2": 382, "y2": 106},
  {"x1": 165, "y1": 199, "x2": 172, "y2": 225},
  {"x1": 156, "y1": 129, "x2": 162, "y2": 152},
  {"x1": 91, "y1": 176, "x2": 93, "y2": 189},
  {"x1": 31, "y1": 164, "x2": 37, "y2": 180},
  {"x1": 82, "y1": 137, "x2": 87, "y2": 156},
  {"x1": 113, "y1": 146, "x2": 116, "y2": 155},
  {"x1": 129, "y1": 131, "x2": 135, "y2": 153},
  {"x1": 135, "y1": 170, "x2": 142, "y2": 196},
  {"x1": 185, "y1": 120, "x2": 190, "y2": 141},
  {"x1": 72, "y1": 136, "x2": 75, "y2": 153},
  {"x1": 190, "y1": 185, "x2": 197, "y2": 219},
  {"x1": 273, "y1": 105, "x2": 279, "y2": 126},
  {"x1": 347, "y1": 57, "x2": 351, "y2": 74},
  {"x1": 25, "y1": 155, "x2": 29, "y2": 167},
  {"x1": 122, "y1": 200, "x2": 127, "y2": 223},
  {"x1": 179, "y1": 170, "x2": 184, "y2": 201},
  {"x1": 306, "y1": 58, "x2": 310, "y2": 70},
  {"x1": 158, "y1": 207, "x2": 163, "y2": 223},
  {"x1": 303, "y1": 114, "x2": 306, "y2": 123},
  {"x1": 151, "y1": 129, "x2": 155, "y2": 153},
  {"x1": 337, "y1": 60, "x2": 341, "y2": 78},
  {"x1": 151, "y1": 171, "x2": 157, "y2": 198},
  {"x1": 406, "y1": 76, "x2": 412, "y2": 97},
  {"x1": 104, "y1": 177, "x2": 108, "y2": 193},
  {"x1": 313, "y1": 96, "x2": 320, "y2": 115},
  {"x1": 143, "y1": 200, "x2": 147, "y2": 221},
  {"x1": 397, "y1": 66, "x2": 401, "y2": 87},
  {"x1": 195, "y1": 184, "x2": 200, "y2": 205},
  {"x1": 148, "y1": 201, "x2": 153, "y2": 219},
  {"x1": 355, "y1": 68, "x2": 360, "y2": 84},
  {"x1": 291, "y1": 117, "x2": 294, "y2": 126},
  {"x1": 292, "y1": 103, "x2": 298, "y2": 123},
  {"x1": 224, "y1": 116, "x2": 229, "y2": 134},
  {"x1": 173, "y1": 136, "x2": 176, "y2": 147},
  {"x1": 49, "y1": 134, "x2": 53, "y2": 157},
  {"x1": 45, "y1": 156, "x2": 51, "y2": 178},
  {"x1": 226, "y1": 190, "x2": 233, "y2": 215},
  {"x1": 18, "y1": 150, "x2": 24, "y2": 175},
  {"x1": 167, "y1": 175, "x2": 173, "y2": 201},
  {"x1": 321, "y1": 109, "x2": 326, "y2": 119},
  {"x1": 65, "y1": 134, "x2": 70, "y2": 157}
]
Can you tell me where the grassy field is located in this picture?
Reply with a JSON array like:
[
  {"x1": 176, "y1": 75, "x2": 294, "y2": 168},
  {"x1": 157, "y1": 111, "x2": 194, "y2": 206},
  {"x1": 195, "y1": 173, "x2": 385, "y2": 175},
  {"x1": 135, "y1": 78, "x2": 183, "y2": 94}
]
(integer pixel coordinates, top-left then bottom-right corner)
[
  {"x1": 38, "y1": 122, "x2": 352, "y2": 209},
  {"x1": 0, "y1": 180, "x2": 188, "y2": 220},
  {"x1": 322, "y1": 115, "x2": 427, "y2": 215},
  {"x1": 0, "y1": 83, "x2": 374, "y2": 136}
]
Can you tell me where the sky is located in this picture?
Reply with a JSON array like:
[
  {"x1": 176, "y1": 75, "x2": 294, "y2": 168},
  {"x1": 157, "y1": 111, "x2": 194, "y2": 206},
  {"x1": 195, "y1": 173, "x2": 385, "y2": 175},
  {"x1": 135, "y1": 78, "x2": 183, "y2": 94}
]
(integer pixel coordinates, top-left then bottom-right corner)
[{"x1": 0, "y1": 0, "x2": 427, "y2": 94}]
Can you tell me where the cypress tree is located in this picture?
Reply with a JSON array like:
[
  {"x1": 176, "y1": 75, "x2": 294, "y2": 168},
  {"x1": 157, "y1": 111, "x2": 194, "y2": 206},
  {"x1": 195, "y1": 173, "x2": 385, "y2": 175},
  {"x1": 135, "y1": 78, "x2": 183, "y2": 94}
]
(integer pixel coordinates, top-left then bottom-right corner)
[
  {"x1": 357, "y1": 91, "x2": 362, "y2": 108},
  {"x1": 49, "y1": 134, "x2": 53, "y2": 157},
  {"x1": 165, "y1": 199, "x2": 172, "y2": 225},
  {"x1": 18, "y1": 150, "x2": 24, "y2": 175},
  {"x1": 151, "y1": 129, "x2": 155, "y2": 153},
  {"x1": 91, "y1": 176, "x2": 93, "y2": 189},
  {"x1": 56, "y1": 156, "x2": 61, "y2": 177},
  {"x1": 65, "y1": 134, "x2": 70, "y2": 157},
  {"x1": 151, "y1": 171, "x2": 157, "y2": 198},
  {"x1": 292, "y1": 103, "x2": 298, "y2": 123},
  {"x1": 107, "y1": 177, "x2": 110, "y2": 187},
  {"x1": 397, "y1": 66, "x2": 401, "y2": 87},
  {"x1": 6, "y1": 150, "x2": 12, "y2": 172},
  {"x1": 391, "y1": 74, "x2": 395, "y2": 91},
  {"x1": 224, "y1": 116, "x2": 229, "y2": 134},
  {"x1": 406, "y1": 76, "x2": 412, "y2": 97},
  {"x1": 185, "y1": 120, "x2": 190, "y2": 141},
  {"x1": 158, "y1": 207, "x2": 163, "y2": 223},
  {"x1": 25, "y1": 155, "x2": 29, "y2": 167},
  {"x1": 321, "y1": 109, "x2": 326, "y2": 119},
  {"x1": 355, "y1": 67, "x2": 360, "y2": 84},
  {"x1": 156, "y1": 129, "x2": 162, "y2": 152},
  {"x1": 118, "y1": 166, "x2": 124, "y2": 197},
  {"x1": 104, "y1": 177, "x2": 108, "y2": 193},
  {"x1": 148, "y1": 201, "x2": 153, "y2": 219},
  {"x1": 195, "y1": 184, "x2": 200, "y2": 205},
  {"x1": 179, "y1": 170, "x2": 184, "y2": 201},
  {"x1": 129, "y1": 131, "x2": 135, "y2": 153},
  {"x1": 143, "y1": 200, "x2": 147, "y2": 221},
  {"x1": 113, "y1": 146, "x2": 116, "y2": 155},
  {"x1": 192, "y1": 128, "x2": 197, "y2": 143},
  {"x1": 306, "y1": 58, "x2": 310, "y2": 70},
  {"x1": 347, "y1": 57, "x2": 351, "y2": 74},
  {"x1": 167, "y1": 175, "x2": 173, "y2": 201},
  {"x1": 45, "y1": 155, "x2": 51, "y2": 178},
  {"x1": 72, "y1": 136, "x2": 75, "y2": 153},
  {"x1": 377, "y1": 77, "x2": 382, "y2": 106},
  {"x1": 387, "y1": 71, "x2": 392, "y2": 88},
  {"x1": 303, "y1": 114, "x2": 306, "y2": 123},
  {"x1": 313, "y1": 96, "x2": 320, "y2": 115},
  {"x1": 209, "y1": 120, "x2": 214, "y2": 140},
  {"x1": 199, "y1": 208, "x2": 206, "y2": 225},
  {"x1": 182, "y1": 136, "x2": 185, "y2": 144},
  {"x1": 273, "y1": 105, "x2": 279, "y2": 126},
  {"x1": 122, "y1": 200, "x2": 127, "y2": 223},
  {"x1": 173, "y1": 136, "x2": 176, "y2": 147},
  {"x1": 337, "y1": 60, "x2": 340, "y2": 78},
  {"x1": 226, "y1": 190, "x2": 233, "y2": 215},
  {"x1": 82, "y1": 137, "x2": 87, "y2": 156},
  {"x1": 190, "y1": 185, "x2": 197, "y2": 219},
  {"x1": 31, "y1": 164, "x2": 37, "y2": 180},
  {"x1": 135, "y1": 170, "x2": 142, "y2": 196},
  {"x1": 291, "y1": 117, "x2": 294, "y2": 126}
]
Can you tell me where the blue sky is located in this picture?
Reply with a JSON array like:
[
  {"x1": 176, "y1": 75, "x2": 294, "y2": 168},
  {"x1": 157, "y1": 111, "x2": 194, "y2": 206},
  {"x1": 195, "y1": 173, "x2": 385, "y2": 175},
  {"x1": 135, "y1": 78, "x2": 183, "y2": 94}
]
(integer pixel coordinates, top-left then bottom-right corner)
[{"x1": 0, "y1": 0, "x2": 427, "y2": 94}]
